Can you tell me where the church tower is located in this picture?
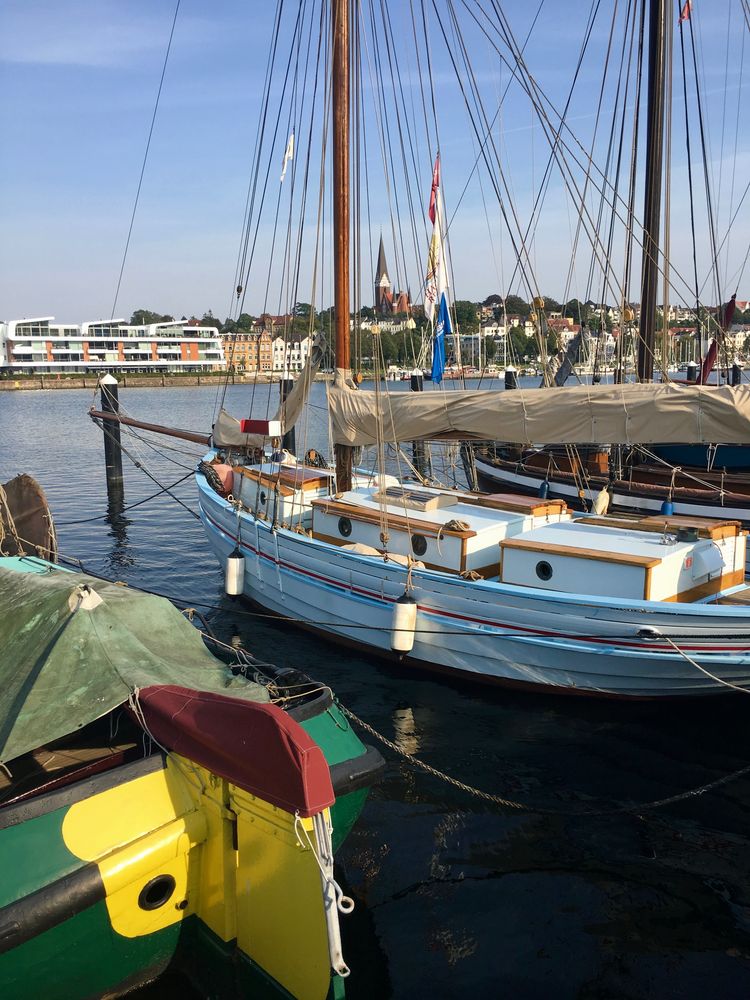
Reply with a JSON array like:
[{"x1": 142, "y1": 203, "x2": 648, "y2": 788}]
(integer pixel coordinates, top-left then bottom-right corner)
[{"x1": 374, "y1": 235, "x2": 392, "y2": 313}]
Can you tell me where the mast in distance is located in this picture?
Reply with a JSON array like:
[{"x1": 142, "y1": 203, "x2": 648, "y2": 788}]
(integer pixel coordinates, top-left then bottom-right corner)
[{"x1": 637, "y1": 0, "x2": 669, "y2": 382}]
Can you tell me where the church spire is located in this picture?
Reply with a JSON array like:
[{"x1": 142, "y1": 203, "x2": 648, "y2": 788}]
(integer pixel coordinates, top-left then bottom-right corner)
[{"x1": 374, "y1": 234, "x2": 391, "y2": 312}]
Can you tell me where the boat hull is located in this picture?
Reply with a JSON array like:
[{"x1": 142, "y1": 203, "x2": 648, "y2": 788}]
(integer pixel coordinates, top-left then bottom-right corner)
[{"x1": 198, "y1": 478, "x2": 750, "y2": 698}]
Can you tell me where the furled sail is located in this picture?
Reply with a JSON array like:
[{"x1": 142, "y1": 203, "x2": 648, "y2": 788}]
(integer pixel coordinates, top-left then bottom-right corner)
[
  {"x1": 212, "y1": 332, "x2": 324, "y2": 448},
  {"x1": 327, "y1": 375, "x2": 750, "y2": 446}
]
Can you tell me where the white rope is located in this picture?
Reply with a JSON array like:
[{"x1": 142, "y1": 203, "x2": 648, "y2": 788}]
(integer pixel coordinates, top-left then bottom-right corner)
[{"x1": 663, "y1": 637, "x2": 750, "y2": 696}]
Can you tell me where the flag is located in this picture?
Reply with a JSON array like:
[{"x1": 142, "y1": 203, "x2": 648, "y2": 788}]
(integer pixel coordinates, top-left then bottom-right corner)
[
  {"x1": 424, "y1": 176, "x2": 448, "y2": 323},
  {"x1": 431, "y1": 292, "x2": 451, "y2": 384},
  {"x1": 428, "y1": 153, "x2": 440, "y2": 224},
  {"x1": 280, "y1": 131, "x2": 295, "y2": 182},
  {"x1": 679, "y1": 1, "x2": 691, "y2": 22}
]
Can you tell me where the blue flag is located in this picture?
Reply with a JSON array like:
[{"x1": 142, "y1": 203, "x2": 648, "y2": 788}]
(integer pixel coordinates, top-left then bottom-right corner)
[{"x1": 431, "y1": 292, "x2": 450, "y2": 384}]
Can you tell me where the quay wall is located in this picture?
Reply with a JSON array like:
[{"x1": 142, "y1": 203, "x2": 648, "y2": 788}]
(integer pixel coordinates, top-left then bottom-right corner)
[{"x1": 0, "y1": 374, "x2": 334, "y2": 391}]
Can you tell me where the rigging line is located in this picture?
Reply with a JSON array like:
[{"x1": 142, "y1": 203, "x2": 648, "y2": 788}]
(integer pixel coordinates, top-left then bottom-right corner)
[
  {"x1": 462, "y1": 0, "x2": 699, "y2": 312},
  {"x1": 376, "y1": 0, "x2": 430, "y2": 299},
  {"x1": 686, "y1": 8, "x2": 724, "y2": 311},
  {"x1": 111, "y1": 0, "x2": 180, "y2": 320},
  {"x1": 725, "y1": 22, "x2": 745, "y2": 289},
  {"x1": 235, "y1": 0, "x2": 307, "y2": 321},
  {"x1": 89, "y1": 415, "x2": 200, "y2": 520},
  {"x1": 55, "y1": 472, "x2": 195, "y2": 525}
]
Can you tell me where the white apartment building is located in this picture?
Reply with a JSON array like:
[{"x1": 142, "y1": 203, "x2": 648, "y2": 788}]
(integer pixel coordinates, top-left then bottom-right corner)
[
  {"x1": 271, "y1": 335, "x2": 312, "y2": 373},
  {"x1": 0, "y1": 317, "x2": 225, "y2": 372}
]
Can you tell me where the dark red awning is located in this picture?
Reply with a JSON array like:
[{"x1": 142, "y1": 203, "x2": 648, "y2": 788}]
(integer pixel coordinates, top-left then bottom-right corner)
[{"x1": 134, "y1": 686, "x2": 335, "y2": 817}]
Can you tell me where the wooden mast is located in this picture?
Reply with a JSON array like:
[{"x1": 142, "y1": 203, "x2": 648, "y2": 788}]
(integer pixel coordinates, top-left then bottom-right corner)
[
  {"x1": 332, "y1": 0, "x2": 353, "y2": 492},
  {"x1": 637, "y1": 0, "x2": 669, "y2": 382}
]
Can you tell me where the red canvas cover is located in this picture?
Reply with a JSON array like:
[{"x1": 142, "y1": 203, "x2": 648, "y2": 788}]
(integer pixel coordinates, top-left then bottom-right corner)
[{"x1": 134, "y1": 686, "x2": 335, "y2": 817}]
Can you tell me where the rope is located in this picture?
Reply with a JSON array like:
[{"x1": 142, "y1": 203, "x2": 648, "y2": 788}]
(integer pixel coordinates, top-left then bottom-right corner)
[
  {"x1": 111, "y1": 0, "x2": 180, "y2": 319},
  {"x1": 664, "y1": 636, "x2": 750, "y2": 696},
  {"x1": 340, "y1": 703, "x2": 750, "y2": 817}
]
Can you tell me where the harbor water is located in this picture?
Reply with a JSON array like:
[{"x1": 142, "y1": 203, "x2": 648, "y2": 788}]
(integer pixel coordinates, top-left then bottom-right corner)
[{"x1": 3, "y1": 383, "x2": 750, "y2": 999}]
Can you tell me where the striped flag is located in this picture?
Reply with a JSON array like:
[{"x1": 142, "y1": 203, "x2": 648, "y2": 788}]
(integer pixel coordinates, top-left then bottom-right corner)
[{"x1": 679, "y1": 1, "x2": 692, "y2": 22}]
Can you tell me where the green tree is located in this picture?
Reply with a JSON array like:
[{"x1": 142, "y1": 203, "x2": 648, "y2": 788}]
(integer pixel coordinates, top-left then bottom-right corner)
[
  {"x1": 508, "y1": 325, "x2": 531, "y2": 360},
  {"x1": 130, "y1": 309, "x2": 173, "y2": 325},
  {"x1": 453, "y1": 300, "x2": 479, "y2": 331},
  {"x1": 504, "y1": 295, "x2": 530, "y2": 317}
]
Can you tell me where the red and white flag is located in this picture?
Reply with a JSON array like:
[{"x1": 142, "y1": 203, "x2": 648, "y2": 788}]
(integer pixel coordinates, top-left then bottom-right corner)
[
  {"x1": 679, "y1": 1, "x2": 692, "y2": 23},
  {"x1": 424, "y1": 155, "x2": 448, "y2": 324},
  {"x1": 428, "y1": 153, "x2": 440, "y2": 225}
]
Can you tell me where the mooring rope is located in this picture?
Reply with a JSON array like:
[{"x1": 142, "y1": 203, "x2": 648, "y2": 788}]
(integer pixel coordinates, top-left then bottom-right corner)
[{"x1": 339, "y1": 702, "x2": 750, "y2": 818}]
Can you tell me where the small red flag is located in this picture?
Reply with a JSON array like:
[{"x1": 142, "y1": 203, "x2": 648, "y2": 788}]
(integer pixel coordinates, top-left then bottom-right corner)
[
  {"x1": 428, "y1": 154, "x2": 440, "y2": 225},
  {"x1": 679, "y1": 1, "x2": 692, "y2": 22}
]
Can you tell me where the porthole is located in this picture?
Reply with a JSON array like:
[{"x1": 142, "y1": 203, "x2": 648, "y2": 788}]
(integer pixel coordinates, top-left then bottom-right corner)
[
  {"x1": 535, "y1": 560, "x2": 553, "y2": 582},
  {"x1": 259, "y1": 490, "x2": 267, "y2": 505},
  {"x1": 138, "y1": 874, "x2": 176, "y2": 911},
  {"x1": 338, "y1": 517, "x2": 352, "y2": 538},
  {"x1": 411, "y1": 533, "x2": 428, "y2": 557}
]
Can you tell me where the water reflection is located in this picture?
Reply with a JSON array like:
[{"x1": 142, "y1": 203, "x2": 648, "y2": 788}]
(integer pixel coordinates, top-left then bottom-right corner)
[{"x1": 103, "y1": 486, "x2": 135, "y2": 572}]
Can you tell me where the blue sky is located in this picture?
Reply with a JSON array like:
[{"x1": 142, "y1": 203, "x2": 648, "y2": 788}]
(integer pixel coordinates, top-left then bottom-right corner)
[{"x1": 0, "y1": 0, "x2": 747, "y2": 323}]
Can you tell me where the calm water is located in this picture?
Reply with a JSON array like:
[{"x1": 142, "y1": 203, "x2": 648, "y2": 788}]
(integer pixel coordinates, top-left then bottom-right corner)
[{"x1": 3, "y1": 383, "x2": 750, "y2": 999}]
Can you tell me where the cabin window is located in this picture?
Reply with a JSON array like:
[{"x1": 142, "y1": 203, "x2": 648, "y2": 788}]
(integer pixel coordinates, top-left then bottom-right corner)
[
  {"x1": 411, "y1": 533, "x2": 428, "y2": 556},
  {"x1": 535, "y1": 560, "x2": 553, "y2": 581},
  {"x1": 338, "y1": 517, "x2": 352, "y2": 538}
]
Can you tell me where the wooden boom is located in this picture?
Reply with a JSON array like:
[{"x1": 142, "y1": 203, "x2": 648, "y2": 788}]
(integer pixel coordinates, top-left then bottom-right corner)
[{"x1": 89, "y1": 408, "x2": 211, "y2": 446}]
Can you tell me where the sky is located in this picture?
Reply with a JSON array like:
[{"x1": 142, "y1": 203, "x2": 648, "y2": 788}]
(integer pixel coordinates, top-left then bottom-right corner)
[{"x1": 0, "y1": 0, "x2": 747, "y2": 324}]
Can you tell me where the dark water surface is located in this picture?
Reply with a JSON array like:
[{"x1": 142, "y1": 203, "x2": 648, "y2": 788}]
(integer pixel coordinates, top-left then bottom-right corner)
[{"x1": 3, "y1": 384, "x2": 750, "y2": 999}]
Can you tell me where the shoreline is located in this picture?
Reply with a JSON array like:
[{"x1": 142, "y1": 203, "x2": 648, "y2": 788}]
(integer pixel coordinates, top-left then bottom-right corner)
[{"x1": 0, "y1": 373, "x2": 337, "y2": 391}]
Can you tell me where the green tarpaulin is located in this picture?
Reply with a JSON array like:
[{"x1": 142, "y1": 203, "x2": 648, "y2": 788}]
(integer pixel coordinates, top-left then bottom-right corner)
[{"x1": 0, "y1": 558, "x2": 268, "y2": 765}]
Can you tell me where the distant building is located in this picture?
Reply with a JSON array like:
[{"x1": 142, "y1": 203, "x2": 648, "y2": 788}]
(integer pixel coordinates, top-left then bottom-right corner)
[
  {"x1": 0, "y1": 317, "x2": 224, "y2": 373},
  {"x1": 374, "y1": 236, "x2": 410, "y2": 316}
]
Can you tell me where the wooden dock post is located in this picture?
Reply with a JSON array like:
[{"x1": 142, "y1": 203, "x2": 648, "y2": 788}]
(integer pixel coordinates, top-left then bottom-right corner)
[
  {"x1": 99, "y1": 374, "x2": 124, "y2": 491},
  {"x1": 280, "y1": 378, "x2": 296, "y2": 454}
]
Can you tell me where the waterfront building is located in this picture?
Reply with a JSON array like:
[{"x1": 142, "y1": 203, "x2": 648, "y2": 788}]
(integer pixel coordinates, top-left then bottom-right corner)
[
  {"x1": 222, "y1": 329, "x2": 274, "y2": 373},
  {"x1": 0, "y1": 317, "x2": 225, "y2": 373}
]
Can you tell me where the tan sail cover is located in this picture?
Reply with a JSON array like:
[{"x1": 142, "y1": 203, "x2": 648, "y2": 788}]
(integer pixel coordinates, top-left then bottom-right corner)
[
  {"x1": 212, "y1": 333, "x2": 324, "y2": 448},
  {"x1": 328, "y1": 376, "x2": 750, "y2": 446}
]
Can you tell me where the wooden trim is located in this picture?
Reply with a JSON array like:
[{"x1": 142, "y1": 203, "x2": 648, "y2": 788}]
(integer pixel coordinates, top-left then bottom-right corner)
[
  {"x1": 576, "y1": 514, "x2": 740, "y2": 540},
  {"x1": 311, "y1": 499, "x2": 477, "y2": 538},
  {"x1": 235, "y1": 467, "x2": 295, "y2": 497},
  {"x1": 311, "y1": 531, "x2": 448, "y2": 573},
  {"x1": 500, "y1": 536, "x2": 661, "y2": 569},
  {"x1": 663, "y1": 568, "x2": 745, "y2": 603},
  {"x1": 460, "y1": 492, "x2": 567, "y2": 517}
]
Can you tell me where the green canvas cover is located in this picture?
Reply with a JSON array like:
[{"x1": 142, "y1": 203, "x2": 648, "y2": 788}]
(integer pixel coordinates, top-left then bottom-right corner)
[{"x1": 0, "y1": 559, "x2": 268, "y2": 765}]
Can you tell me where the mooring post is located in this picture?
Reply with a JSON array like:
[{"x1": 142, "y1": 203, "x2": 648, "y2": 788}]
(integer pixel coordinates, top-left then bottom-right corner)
[
  {"x1": 410, "y1": 371, "x2": 432, "y2": 479},
  {"x1": 280, "y1": 378, "x2": 296, "y2": 454},
  {"x1": 100, "y1": 373, "x2": 124, "y2": 491}
]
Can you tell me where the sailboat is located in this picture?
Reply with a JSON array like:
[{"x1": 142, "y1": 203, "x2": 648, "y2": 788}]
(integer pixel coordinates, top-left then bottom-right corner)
[
  {"x1": 183, "y1": 0, "x2": 750, "y2": 699},
  {"x1": 91, "y1": 1, "x2": 750, "y2": 698},
  {"x1": 474, "y1": 1, "x2": 750, "y2": 523}
]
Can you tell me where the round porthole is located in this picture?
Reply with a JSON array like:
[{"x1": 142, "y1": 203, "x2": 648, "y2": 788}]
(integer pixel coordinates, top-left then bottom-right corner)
[
  {"x1": 535, "y1": 560, "x2": 553, "y2": 582},
  {"x1": 259, "y1": 490, "x2": 267, "y2": 505},
  {"x1": 138, "y1": 874, "x2": 176, "y2": 911},
  {"x1": 338, "y1": 517, "x2": 352, "y2": 538},
  {"x1": 411, "y1": 533, "x2": 428, "y2": 557}
]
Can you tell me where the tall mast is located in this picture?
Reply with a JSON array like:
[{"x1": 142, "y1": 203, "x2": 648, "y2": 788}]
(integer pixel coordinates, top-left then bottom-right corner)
[
  {"x1": 332, "y1": 0, "x2": 353, "y2": 491},
  {"x1": 637, "y1": 0, "x2": 669, "y2": 382}
]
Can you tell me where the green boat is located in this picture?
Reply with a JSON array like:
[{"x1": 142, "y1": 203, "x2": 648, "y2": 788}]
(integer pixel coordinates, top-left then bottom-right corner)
[{"x1": 0, "y1": 554, "x2": 383, "y2": 1000}]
